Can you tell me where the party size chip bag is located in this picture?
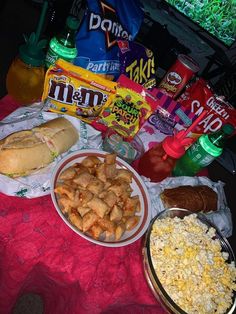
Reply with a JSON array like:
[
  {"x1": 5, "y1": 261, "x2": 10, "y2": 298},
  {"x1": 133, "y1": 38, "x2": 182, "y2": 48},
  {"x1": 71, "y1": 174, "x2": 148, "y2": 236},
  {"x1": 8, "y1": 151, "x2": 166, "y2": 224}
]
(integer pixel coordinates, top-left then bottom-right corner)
[
  {"x1": 42, "y1": 59, "x2": 117, "y2": 123},
  {"x1": 74, "y1": 0, "x2": 143, "y2": 80}
]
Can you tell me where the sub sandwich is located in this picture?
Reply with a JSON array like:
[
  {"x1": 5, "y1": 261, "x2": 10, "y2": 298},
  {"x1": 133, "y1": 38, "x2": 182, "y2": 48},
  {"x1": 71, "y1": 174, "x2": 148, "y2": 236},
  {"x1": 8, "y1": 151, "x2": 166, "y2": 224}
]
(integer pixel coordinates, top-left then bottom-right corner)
[{"x1": 0, "y1": 117, "x2": 79, "y2": 177}]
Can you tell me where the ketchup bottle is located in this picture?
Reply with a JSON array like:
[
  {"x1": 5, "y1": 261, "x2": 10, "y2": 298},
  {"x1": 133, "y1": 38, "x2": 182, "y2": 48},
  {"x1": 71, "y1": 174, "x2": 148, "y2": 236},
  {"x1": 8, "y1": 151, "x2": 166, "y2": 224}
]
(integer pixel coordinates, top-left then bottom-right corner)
[{"x1": 137, "y1": 130, "x2": 193, "y2": 182}]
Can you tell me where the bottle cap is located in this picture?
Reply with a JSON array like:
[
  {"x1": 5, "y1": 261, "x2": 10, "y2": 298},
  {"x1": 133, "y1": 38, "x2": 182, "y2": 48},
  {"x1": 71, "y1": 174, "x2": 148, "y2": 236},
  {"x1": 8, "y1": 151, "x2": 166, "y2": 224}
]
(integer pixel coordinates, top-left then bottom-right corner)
[
  {"x1": 66, "y1": 16, "x2": 80, "y2": 30},
  {"x1": 200, "y1": 123, "x2": 235, "y2": 157},
  {"x1": 199, "y1": 135, "x2": 222, "y2": 157},
  {"x1": 19, "y1": 1, "x2": 48, "y2": 67},
  {"x1": 162, "y1": 110, "x2": 208, "y2": 159},
  {"x1": 162, "y1": 130, "x2": 194, "y2": 159},
  {"x1": 19, "y1": 35, "x2": 46, "y2": 67}
]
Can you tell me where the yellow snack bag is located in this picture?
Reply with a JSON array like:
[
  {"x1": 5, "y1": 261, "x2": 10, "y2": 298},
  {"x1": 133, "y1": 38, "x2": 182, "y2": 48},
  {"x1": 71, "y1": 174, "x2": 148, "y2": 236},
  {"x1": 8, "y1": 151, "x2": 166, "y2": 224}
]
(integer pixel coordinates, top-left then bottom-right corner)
[
  {"x1": 93, "y1": 75, "x2": 158, "y2": 139},
  {"x1": 42, "y1": 59, "x2": 117, "y2": 122}
]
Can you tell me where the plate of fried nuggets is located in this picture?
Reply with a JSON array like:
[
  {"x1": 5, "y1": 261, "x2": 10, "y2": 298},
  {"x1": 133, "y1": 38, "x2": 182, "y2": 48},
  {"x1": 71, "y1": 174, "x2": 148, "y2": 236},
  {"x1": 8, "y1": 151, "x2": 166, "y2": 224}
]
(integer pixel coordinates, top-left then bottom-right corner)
[{"x1": 51, "y1": 149, "x2": 151, "y2": 247}]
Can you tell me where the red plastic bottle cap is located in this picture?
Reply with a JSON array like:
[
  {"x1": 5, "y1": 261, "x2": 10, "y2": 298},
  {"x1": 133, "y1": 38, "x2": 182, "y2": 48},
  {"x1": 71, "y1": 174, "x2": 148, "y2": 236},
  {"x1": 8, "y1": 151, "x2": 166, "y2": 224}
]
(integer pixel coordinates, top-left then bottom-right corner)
[{"x1": 162, "y1": 133, "x2": 193, "y2": 159}]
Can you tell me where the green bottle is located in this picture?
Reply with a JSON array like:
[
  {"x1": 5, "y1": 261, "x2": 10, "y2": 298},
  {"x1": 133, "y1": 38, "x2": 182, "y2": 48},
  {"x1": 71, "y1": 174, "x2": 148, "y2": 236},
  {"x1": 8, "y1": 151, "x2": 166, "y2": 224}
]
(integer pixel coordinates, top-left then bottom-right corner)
[
  {"x1": 172, "y1": 124, "x2": 235, "y2": 176},
  {"x1": 45, "y1": 15, "x2": 80, "y2": 68}
]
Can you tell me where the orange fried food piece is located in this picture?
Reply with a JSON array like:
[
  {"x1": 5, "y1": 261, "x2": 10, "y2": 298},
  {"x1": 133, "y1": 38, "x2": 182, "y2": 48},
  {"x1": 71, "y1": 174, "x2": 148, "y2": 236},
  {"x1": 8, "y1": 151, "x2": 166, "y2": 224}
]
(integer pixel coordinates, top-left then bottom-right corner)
[
  {"x1": 105, "y1": 153, "x2": 116, "y2": 165},
  {"x1": 59, "y1": 166, "x2": 77, "y2": 180},
  {"x1": 108, "y1": 179, "x2": 132, "y2": 198},
  {"x1": 82, "y1": 211, "x2": 99, "y2": 232},
  {"x1": 125, "y1": 216, "x2": 140, "y2": 231},
  {"x1": 69, "y1": 209, "x2": 83, "y2": 230},
  {"x1": 115, "y1": 223, "x2": 126, "y2": 240},
  {"x1": 95, "y1": 163, "x2": 107, "y2": 182},
  {"x1": 54, "y1": 183, "x2": 75, "y2": 200},
  {"x1": 73, "y1": 172, "x2": 94, "y2": 188},
  {"x1": 77, "y1": 206, "x2": 91, "y2": 217},
  {"x1": 123, "y1": 195, "x2": 141, "y2": 217},
  {"x1": 104, "y1": 163, "x2": 118, "y2": 179},
  {"x1": 87, "y1": 196, "x2": 109, "y2": 218},
  {"x1": 97, "y1": 216, "x2": 115, "y2": 233},
  {"x1": 110, "y1": 205, "x2": 123, "y2": 222},
  {"x1": 81, "y1": 156, "x2": 101, "y2": 168},
  {"x1": 101, "y1": 190, "x2": 117, "y2": 208},
  {"x1": 58, "y1": 197, "x2": 72, "y2": 214},
  {"x1": 89, "y1": 223, "x2": 104, "y2": 240},
  {"x1": 78, "y1": 189, "x2": 93, "y2": 206},
  {"x1": 115, "y1": 169, "x2": 133, "y2": 183},
  {"x1": 87, "y1": 178, "x2": 105, "y2": 195}
]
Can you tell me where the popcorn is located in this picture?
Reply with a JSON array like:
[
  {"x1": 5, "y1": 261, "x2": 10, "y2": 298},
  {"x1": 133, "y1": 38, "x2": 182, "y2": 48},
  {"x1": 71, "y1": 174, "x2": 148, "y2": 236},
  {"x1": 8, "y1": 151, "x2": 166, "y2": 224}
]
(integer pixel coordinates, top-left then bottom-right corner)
[{"x1": 150, "y1": 214, "x2": 236, "y2": 314}]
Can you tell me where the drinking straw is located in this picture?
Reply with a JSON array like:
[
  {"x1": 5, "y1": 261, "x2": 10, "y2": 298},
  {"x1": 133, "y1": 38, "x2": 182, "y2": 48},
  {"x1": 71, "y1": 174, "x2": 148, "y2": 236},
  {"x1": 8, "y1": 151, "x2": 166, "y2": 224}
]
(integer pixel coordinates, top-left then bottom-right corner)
[
  {"x1": 179, "y1": 110, "x2": 208, "y2": 140},
  {"x1": 35, "y1": 0, "x2": 49, "y2": 42}
]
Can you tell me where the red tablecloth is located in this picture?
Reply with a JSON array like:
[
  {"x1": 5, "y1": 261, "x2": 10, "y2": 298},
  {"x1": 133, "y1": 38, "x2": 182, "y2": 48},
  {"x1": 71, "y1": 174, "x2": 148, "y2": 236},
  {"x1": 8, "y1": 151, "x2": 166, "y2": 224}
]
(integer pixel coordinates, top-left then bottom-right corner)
[{"x1": 0, "y1": 96, "x2": 165, "y2": 314}]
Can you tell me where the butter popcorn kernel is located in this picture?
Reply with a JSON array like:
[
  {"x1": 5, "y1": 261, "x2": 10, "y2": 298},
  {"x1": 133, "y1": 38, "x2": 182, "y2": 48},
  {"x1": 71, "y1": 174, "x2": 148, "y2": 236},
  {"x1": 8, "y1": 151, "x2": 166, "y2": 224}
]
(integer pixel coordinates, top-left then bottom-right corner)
[{"x1": 150, "y1": 214, "x2": 236, "y2": 314}]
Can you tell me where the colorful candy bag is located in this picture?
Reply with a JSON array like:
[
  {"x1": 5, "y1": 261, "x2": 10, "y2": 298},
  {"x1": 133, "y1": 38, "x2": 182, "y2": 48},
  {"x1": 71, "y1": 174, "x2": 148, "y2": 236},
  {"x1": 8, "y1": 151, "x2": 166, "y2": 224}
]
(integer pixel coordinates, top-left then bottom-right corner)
[
  {"x1": 42, "y1": 59, "x2": 117, "y2": 122},
  {"x1": 74, "y1": 0, "x2": 143, "y2": 80},
  {"x1": 117, "y1": 40, "x2": 156, "y2": 89},
  {"x1": 177, "y1": 78, "x2": 236, "y2": 136},
  {"x1": 92, "y1": 75, "x2": 158, "y2": 140},
  {"x1": 137, "y1": 88, "x2": 197, "y2": 152}
]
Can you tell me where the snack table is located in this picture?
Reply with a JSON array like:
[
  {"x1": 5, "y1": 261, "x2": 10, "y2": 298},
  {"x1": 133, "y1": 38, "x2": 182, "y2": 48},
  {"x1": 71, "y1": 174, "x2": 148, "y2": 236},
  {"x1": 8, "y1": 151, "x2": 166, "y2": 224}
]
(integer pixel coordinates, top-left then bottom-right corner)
[{"x1": 0, "y1": 96, "x2": 166, "y2": 314}]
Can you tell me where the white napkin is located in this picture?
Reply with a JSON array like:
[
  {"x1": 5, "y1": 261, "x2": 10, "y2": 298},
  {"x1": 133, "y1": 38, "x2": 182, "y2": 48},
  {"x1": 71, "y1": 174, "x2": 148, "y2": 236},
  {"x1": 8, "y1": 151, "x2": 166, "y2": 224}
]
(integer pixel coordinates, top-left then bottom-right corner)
[{"x1": 143, "y1": 176, "x2": 233, "y2": 238}]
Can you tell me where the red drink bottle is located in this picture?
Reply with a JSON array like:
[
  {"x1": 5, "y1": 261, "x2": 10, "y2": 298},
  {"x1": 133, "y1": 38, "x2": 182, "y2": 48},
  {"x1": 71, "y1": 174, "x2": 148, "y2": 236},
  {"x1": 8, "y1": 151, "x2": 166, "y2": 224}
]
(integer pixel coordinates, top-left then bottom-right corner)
[
  {"x1": 137, "y1": 130, "x2": 193, "y2": 182},
  {"x1": 137, "y1": 111, "x2": 208, "y2": 182}
]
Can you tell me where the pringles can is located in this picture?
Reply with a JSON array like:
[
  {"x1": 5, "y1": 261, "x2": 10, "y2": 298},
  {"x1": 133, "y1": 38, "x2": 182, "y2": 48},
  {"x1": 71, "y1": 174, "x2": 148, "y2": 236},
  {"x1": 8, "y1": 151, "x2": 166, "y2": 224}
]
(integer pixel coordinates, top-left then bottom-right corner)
[{"x1": 158, "y1": 54, "x2": 199, "y2": 99}]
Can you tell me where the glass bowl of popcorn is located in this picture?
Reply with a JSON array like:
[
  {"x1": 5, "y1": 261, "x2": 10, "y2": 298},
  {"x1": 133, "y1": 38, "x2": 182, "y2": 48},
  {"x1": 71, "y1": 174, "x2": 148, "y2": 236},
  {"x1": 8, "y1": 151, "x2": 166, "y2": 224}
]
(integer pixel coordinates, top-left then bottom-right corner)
[{"x1": 142, "y1": 208, "x2": 236, "y2": 314}]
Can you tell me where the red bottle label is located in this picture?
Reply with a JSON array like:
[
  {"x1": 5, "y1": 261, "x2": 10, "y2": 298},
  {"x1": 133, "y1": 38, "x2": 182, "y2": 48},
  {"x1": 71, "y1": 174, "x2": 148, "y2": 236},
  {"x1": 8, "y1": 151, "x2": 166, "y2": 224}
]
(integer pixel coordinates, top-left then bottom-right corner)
[{"x1": 137, "y1": 144, "x2": 176, "y2": 182}]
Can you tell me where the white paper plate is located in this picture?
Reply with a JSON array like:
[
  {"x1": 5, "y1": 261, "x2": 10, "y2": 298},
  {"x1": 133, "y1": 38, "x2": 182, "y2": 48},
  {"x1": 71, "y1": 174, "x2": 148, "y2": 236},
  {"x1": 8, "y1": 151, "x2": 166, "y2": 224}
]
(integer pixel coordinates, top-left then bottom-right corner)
[{"x1": 50, "y1": 149, "x2": 151, "y2": 247}]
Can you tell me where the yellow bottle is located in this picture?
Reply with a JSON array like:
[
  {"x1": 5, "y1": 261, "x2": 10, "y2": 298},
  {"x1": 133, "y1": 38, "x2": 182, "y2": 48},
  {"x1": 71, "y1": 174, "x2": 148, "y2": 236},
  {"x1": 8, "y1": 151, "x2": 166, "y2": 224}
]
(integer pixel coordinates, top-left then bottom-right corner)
[
  {"x1": 6, "y1": 0, "x2": 48, "y2": 105},
  {"x1": 6, "y1": 55, "x2": 45, "y2": 105}
]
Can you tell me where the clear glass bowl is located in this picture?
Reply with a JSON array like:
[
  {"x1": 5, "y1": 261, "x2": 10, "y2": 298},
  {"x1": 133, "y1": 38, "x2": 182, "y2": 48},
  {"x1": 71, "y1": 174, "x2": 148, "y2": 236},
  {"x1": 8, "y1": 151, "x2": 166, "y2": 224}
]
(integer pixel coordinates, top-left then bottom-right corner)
[
  {"x1": 142, "y1": 208, "x2": 236, "y2": 314},
  {"x1": 102, "y1": 127, "x2": 144, "y2": 164}
]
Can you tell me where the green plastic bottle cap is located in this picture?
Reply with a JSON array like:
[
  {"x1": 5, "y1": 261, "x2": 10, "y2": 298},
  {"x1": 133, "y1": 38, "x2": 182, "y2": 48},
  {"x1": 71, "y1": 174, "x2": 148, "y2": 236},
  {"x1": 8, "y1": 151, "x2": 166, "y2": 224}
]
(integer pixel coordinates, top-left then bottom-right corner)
[
  {"x1": 200, "y1": 135, "x2": 222, "y2": 157},
  {"x1": 222, "y1": 124, "x2": 235, "y2": 135},
  {"x1": 19, "y1": 42, "x2": 45, "y2": 67},
  {"x1": 66, "y1": 16, "x2": 80, "y2": 30},
  {"x1": 18, "y1": 0, "x2": 48, "y2": 67}
]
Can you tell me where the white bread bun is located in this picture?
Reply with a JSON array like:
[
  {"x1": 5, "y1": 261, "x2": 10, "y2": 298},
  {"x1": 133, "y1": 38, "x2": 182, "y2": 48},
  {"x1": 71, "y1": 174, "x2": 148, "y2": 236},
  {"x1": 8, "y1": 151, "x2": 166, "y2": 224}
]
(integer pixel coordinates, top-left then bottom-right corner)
[{"x1": 0, "y1": 117, "x2": 79, "y2": 177}]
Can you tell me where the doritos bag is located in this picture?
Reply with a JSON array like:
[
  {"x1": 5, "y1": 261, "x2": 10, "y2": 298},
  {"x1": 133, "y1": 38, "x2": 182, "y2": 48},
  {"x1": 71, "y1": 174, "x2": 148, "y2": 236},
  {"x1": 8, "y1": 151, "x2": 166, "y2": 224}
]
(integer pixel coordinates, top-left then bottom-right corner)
[{"x1": 75, "y1": 0, "x2": 143, "y2": 80}]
